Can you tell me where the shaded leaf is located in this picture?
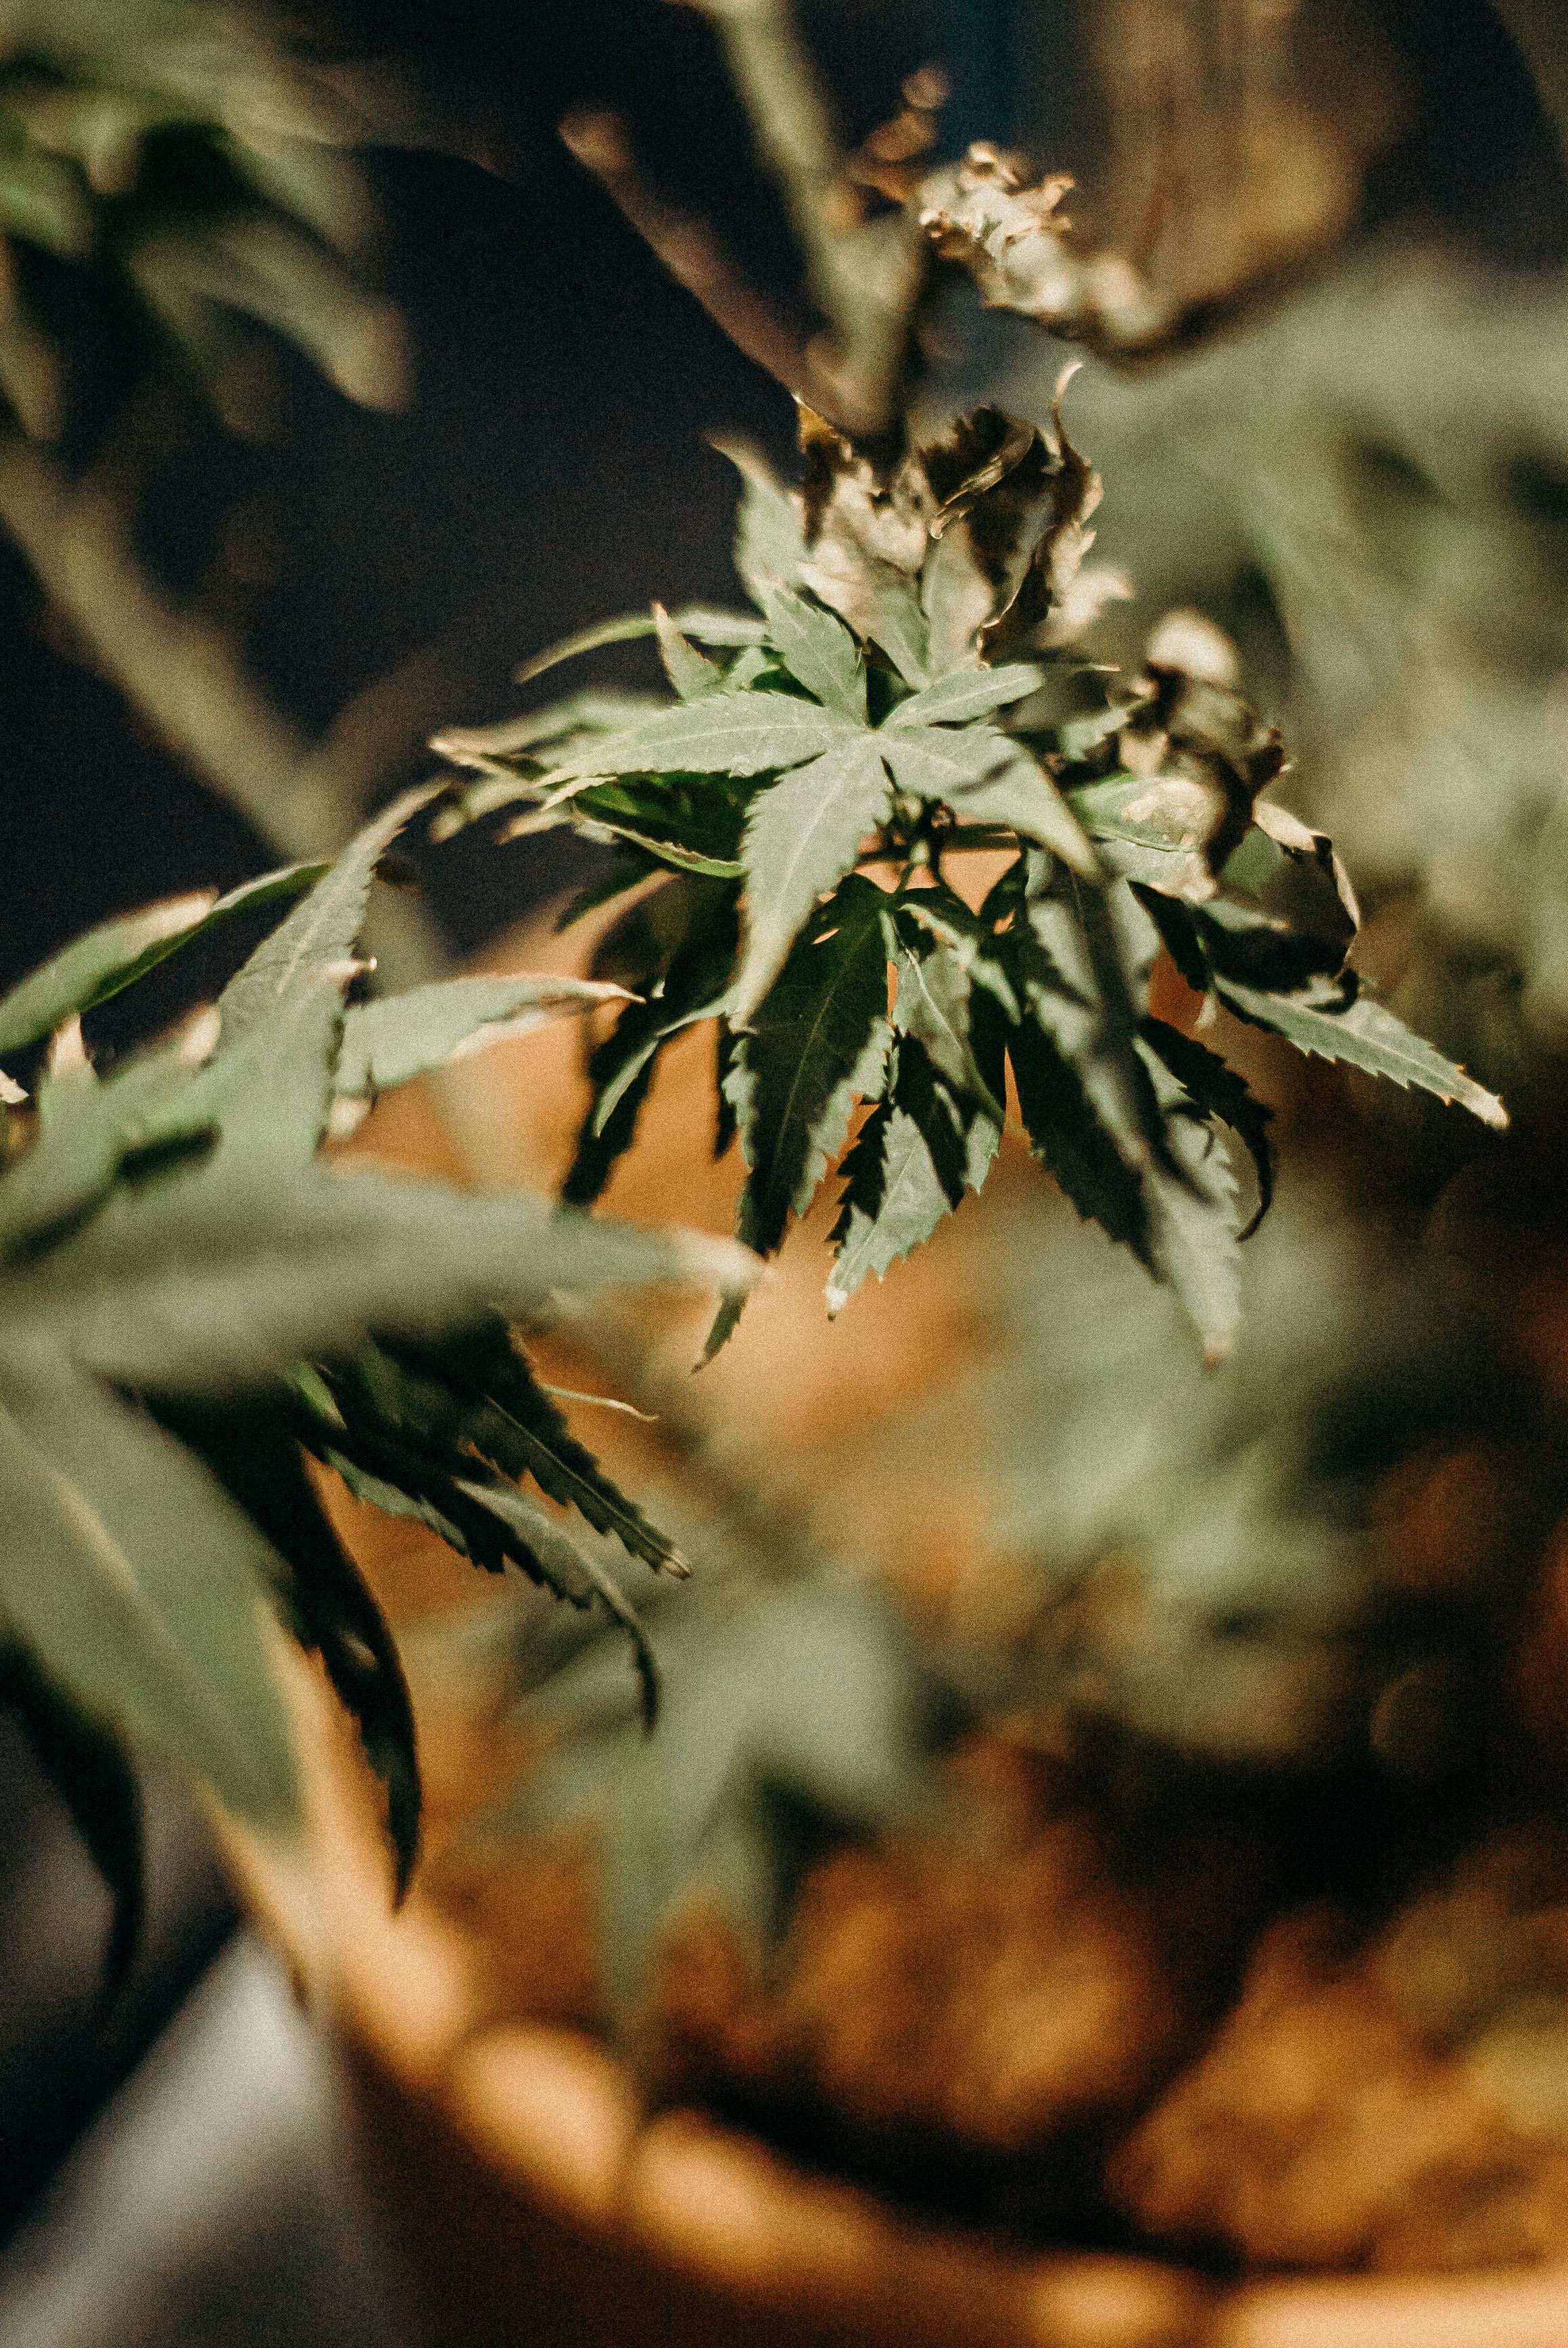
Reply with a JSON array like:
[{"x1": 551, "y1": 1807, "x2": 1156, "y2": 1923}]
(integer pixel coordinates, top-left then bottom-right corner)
[
  {"x1": 1141, "y1": 1016, "x2": 1275, "y2": 1240},
  {"x1": 0, "y1": 1382, "x2": 299, "y2": 1831},
  {"x1": 337, "y1": 974, "x2": 626, "y2": 1100},
  {"x1": 1219, "y1": 982, "x2": 1508, "y2": 1129},
  {"x1": 728, "y1": 874, "x2": 893, "y2": 1261}
]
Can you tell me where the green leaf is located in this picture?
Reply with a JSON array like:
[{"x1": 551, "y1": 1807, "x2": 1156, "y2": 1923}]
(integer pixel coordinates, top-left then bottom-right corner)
[
  {"x1": 412, "y1": 1327, "x2": 690, "y2": 1579},
  {"x1": 0, "y1": 1382, "x2": 299, "y2": 1831},
  {"x1": 0, "y1": 863, "x2": 325, "y2": 1062},
  {"x1": 653, "y1": 605, "x2": 723, "y2": 701},
  {"x1": 826, "y1": 1091, "x2": 950, "y2": 1316},
  {"x1": 539, "y1": 694, "x2": 861, "y2": 788},
  {"x1": 727, "y1": 874, "x2": 894, "y2": 1261},
  {"x1": 336, "y1": 975, "x2": 626, "y2": 1100},
  {"x1": 519, "y1": 1574, "x2": 936, "y2": 2018},
  {"x1": 450, "y1": 1478, "x2": 659, "y2": 1730},
  {"x1": 758, "y1": 583, "x2": 867, "y2": 720},
  {"x1": 943, "y1": 743, "x2": 1097, "y2": 875},
  {"x1": 565, "y1": 885, "x2": 740, "y2": 1206},
  {"x1": 201, "y1": 788, "x2": 435, "y2": 1168},
  {"x1": 0, "y1": 1163, "x2": 756, "y2": 1399},
  {"x1": 1218, "y1": 981, "x2": 1509, "y2": 1129},
  {"x1": 731, "y1": 740, "x2": 893, "y2": 1025},
  {"x1": 881, "y1": 663, "x2": 1044, "y2": 729},
  {"x1": 1141, "y1": 1017, "x2": 1275, "y2": 1240},
  {"x1": 1007, "y1": 1012, "x2": 1149, "y2": 1260},
  {"x1": 168, "y1": 1401, "x2": 422, "y2": 1897},
  {"x1": 713, "y1": 435, "x2": 807, "y2": 601}
]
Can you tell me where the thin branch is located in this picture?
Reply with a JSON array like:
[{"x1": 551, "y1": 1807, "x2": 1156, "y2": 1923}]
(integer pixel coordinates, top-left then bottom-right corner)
[
  {"x1": 559, "y1": 106, "x2": 813, "y2": 401},
  {"x1": 678, "y1": 0, "x2": 928, "y2": 436}
]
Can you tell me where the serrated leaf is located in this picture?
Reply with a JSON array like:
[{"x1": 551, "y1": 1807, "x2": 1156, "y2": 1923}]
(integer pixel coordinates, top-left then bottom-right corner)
[
  {"x1": 826, "y1": 1094, "x2": 951, "y2": 1316},
  {"x1": 758, "y1": 583, "x2": 867, "y2": 720},
  {"x1": 539, "y1": 695, "x2": 860, "y2": 789},
  {"x1": 731, "y1": 739, "x2": 893, "y2": 1024},
  {"x1": 889, "y1": 910, "x2": 1002, "y2": 1122},
  {"x1": 422, "y1": 1328, "x2": 690, "y2": 1579},
  {"x1": 653, "y1": 605, "x2": 723, "y2": 701},
  {"x1": 0, "y1": 863, "x2": 325, "y2": 1062},
  {"x1": 1219, "y1": 981, "x2": 1508, "y2": 1128},
  {"x1": 727, "y1": 874, "x2": 893, "y2": 1261},
  {"x1": 1141, "y1": 1017, "x2": 1275, "y2": 1240},
  {"x1": 337, "y1": 975, "x2": 626, "y2": 1100},
  {"x1": 943, "y1": 743, "x2": 1097, "y2": 874},
  {"x1": 898, "y1": 887, "x2": 1020, "y2": 1020},
  {"x1": 882, "y1": 663, "x2": 1044, "y2": 729},
  {"x1": 565, "y1": 885, "x2": 740, "y2": 1206},
  {"x1": 450, "y1": 1478, "x2": 659, "y2": 1729},
  {"x1": 0, "y1": 1381, "x2": 299, "y2": 1831}
]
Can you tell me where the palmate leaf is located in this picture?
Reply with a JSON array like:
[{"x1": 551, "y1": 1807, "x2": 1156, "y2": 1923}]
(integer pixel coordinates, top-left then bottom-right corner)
[
  {"x1": 755, "y1": 584, "x2": 867, "y2": 722},
  {"x1": 503, "y1": 1574, "x2": 941, "y2": 2021},
  {"x1": 386, "y1": 1326, "x2": 689, "y2": 1580},
  {"x1": 1219, "y1": 981, "x2": 1509, "y2": 1129},
  {"x1": 826, "y1": 1045, "x2": 992, "y2": 1315},
  {"x1": 0, "y1": 803, "x2": 752, "y2": 1962}
]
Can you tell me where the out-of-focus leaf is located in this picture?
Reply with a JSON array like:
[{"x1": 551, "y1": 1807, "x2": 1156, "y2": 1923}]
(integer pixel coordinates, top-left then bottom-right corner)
[
  {"x1": 336, "y1": 974, "x2": 627, "y2": 1101},
  {"x1": 0, "y1": 863, "x2": 323, "y2": 1062},
  {"x1": 0, "y1": 1381, "x2": 298, "y2": 1831}
]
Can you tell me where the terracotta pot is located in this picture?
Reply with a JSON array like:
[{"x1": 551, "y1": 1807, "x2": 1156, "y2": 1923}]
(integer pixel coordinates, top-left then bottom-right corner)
[
  {"x1": 218, "y1": 909, "x2": 1568, "y2": 2348},
  {"x1": 224, "y1": 1653, "x2": 1568, "y2": 2348}
]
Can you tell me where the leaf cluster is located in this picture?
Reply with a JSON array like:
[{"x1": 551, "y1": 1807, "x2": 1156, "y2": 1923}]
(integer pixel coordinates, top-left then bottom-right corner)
[
  {"x1": 0, "y1": 791, "x2": 745, "y2": 1969},
  {"x1": 0, "y1": 1, "x2": 408, "y2": 438},
  {"x1": 437, "y1": 397, "x2": 1503, "y2": 1365}
]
